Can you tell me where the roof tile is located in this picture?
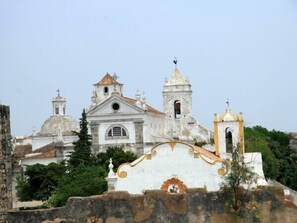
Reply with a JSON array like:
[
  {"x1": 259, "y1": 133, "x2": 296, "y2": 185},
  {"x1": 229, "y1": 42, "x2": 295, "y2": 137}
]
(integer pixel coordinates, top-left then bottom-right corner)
[{"x1": 94, "y1": 73, "x2": 122, "y2": 86}]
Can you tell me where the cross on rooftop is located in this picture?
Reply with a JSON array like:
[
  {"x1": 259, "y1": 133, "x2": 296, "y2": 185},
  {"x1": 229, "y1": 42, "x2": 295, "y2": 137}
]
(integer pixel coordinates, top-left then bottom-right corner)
[
  {"x1": 112, "y1": 73, "x2": 119, "y2": 81},
  {"x1": 112, "y1": 73, "x2": 119, "y2": 92}
]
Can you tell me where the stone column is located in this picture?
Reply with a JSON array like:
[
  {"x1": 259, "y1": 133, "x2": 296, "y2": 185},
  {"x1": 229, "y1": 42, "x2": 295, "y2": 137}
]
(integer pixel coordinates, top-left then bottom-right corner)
[
  {"x1": 0, "y1": 105, "x2": 12, "y2": 223},
  {"x1": 89, "y1": 121, "x2": 100, "y2": 154},
  {"x1": 134, "y1": 120, "x2": 144, "y2": 156}
]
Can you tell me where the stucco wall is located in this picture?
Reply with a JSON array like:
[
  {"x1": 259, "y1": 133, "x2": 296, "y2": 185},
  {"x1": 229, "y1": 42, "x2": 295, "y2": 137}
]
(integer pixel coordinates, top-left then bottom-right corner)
[
  {"x1": 8, "y1": 187, "x2": 295, "y2": 223},
  {"x1": 0, "y1": 105, "x2": 12, "y2": 223}
]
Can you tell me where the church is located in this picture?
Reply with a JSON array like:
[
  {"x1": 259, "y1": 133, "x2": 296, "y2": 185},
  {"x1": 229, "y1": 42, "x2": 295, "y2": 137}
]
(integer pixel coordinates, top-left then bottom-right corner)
[
  {"x1": 18, "y1": 65, "x2": 267, "y2": 194},
  {"x1": 86, "y1": 68, "x2": 210, "y2": 155}
]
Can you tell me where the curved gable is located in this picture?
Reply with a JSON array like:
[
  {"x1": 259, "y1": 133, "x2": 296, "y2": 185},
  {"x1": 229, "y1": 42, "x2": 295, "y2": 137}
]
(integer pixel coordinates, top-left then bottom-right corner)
[{"x1": 114, "y1": 141, "x2": 229, "y2": 194}]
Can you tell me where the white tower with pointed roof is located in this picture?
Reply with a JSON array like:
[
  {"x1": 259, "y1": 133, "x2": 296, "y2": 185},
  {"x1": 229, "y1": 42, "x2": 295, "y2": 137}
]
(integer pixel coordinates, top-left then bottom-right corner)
[
  {"x1": 213, "y1": 108, "x2": 245, "y2": 156},
  {"x1": 91, "y1": 73, "x2": 123, "y2": 107},
  {"x1": 163, "y1": 66, "x2": 209, "y2": 142},
  {"x1": 163, "y1": 68, "x2": 192, "y2": 122}
]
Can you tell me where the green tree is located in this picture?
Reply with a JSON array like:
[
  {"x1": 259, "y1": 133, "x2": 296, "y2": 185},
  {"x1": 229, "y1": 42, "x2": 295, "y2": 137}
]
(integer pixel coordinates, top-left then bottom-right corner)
[
  {"x1": 68, "y1": 109, "x2": 94, "y2": 168},
  {"x1": 221, "y1": 146, "x2": 255, "y2": 213},
  {"x1": 16, "y1": 163, "x2": 65, "y2": 201},
  {"x1": 245, "y1": 127, "x2": 279, "y2": 179},
  {"x1": 244, "y1": 126, "x2": 297, "y2": 190},
  {"x1": 96, "y1": 146, "x2": 138, "y2": 171},
  {"x1": 46, "y1": 165, "x2": 107, "y2": 207}
]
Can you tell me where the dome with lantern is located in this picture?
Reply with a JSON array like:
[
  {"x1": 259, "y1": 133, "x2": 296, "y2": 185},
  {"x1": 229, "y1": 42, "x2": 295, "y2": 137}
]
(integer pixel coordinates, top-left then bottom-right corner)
[{"x1": 40, "y1": 91, "x2": 79, "y2": 136}]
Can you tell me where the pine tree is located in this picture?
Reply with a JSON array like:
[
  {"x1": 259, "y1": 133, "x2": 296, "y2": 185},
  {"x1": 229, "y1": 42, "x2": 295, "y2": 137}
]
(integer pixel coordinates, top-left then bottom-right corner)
[{"x1": 68, "y1": 109, "x2": 94, "y2": 168}]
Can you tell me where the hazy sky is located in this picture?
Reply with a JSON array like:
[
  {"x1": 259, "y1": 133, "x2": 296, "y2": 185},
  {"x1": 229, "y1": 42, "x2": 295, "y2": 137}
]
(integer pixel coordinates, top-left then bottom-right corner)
[{"x1": 1, "y1": 1, "x2": 297, "y2": 136}]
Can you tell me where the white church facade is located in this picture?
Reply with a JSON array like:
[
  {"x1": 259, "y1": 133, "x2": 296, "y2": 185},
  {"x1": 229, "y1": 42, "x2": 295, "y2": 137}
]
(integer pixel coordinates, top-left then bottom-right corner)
[
  {"x1": 86, "y1": 69, "x2": 211, "y2": 155},
  {"x1": 86, "y1": 73, "x2": 167, "y2": 155}
]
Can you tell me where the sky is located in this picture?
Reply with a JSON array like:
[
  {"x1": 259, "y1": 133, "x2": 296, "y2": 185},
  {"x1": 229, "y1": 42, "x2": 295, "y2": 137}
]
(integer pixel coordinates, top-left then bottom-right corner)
[{"x1": 1, "y1": 0, "x2": 297, "y2": 137}]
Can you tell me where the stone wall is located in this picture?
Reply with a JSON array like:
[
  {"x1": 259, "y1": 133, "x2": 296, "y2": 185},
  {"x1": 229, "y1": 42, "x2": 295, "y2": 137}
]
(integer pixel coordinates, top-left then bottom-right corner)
[
  {"x1": 0, "y1": 105, "x2": 12, "y2": 223},
  {"x1": 8, "y1": 187, "x2": 294, "y2": 223}
]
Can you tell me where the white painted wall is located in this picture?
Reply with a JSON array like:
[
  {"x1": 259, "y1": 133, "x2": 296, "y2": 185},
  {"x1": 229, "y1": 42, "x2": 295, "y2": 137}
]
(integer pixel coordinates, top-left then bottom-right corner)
[
  {"x1": 32, "y1": 135, "x2": 77, "y2": 151},
  {"x1": 114, "y1": 143, "x2": 225, "y2": 194}
]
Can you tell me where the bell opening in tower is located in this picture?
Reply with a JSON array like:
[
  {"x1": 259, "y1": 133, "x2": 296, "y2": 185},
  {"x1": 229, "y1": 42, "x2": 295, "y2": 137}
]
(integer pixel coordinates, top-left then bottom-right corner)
[
  {"x1": 174, "y1": 100, "x2": 181, "y2": 119},
  {"x1": 225, "y1": 128, "x2": 233, "y2": 153},
  {"x1": 104, "y1": 86, "x2": 109, "y2": 95}
]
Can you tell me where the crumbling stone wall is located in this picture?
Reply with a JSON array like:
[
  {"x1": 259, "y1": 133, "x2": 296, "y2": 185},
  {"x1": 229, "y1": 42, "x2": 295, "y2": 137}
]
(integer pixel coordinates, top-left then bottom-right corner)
[
  {"x1": 0, "y1": 105, "x2": 12, "y2": 223},
  {"x1": 8, "y1": 187, "x2": 292, "y2": 223}
]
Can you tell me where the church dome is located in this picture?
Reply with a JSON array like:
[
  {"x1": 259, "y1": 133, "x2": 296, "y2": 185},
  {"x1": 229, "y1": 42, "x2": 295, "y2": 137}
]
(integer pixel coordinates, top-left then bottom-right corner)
[{"x1": 40, "y1": 115, "x2": 79, "y2": 136}]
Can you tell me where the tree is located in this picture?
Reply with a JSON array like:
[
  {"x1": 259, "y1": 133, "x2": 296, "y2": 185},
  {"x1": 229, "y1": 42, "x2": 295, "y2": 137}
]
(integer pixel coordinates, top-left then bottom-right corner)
[
  {"x1": 45, "y1": 147, "x2": 136, "y2": 207},
  {"x1": 46, "y1": 165, "x2": 107, "y2": 207},
  {"x1": 245, "y1": 126, "x2": 297, "y2": 190},
  {"x1": 221, "y1": 146, "x2": 255, "y2": 213},
  {"x1": 16, "y1": 163, "x2": 65, "y2": 201},
  {"x1": 68, "y1": 109, "x2": 94, "y2": 168},
  {"x1": 96, "y1": 146, "x2": 138, "y2": 171},
  {"x1": 245, "y1": 127, "x2": 279, "y2": 179}
]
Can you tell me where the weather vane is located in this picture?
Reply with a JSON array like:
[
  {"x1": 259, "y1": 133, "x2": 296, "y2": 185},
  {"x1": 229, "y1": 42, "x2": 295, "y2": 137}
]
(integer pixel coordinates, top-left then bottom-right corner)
[
  {"x1": 57, "y1": 89, "x2": 60, "y2": 96},
  {"x1": 226, "y1": 98, "x2": 230, "y2": 109},
  {"x1": 173, "y1": 57, "x2": 178, "y2": 69}
]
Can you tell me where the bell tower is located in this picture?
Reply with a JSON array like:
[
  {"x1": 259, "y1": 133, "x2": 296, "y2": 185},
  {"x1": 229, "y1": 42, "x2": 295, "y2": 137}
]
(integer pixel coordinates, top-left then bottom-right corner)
[
  {"x1": 163, "y1": 63, "x2": 192, "y2": 140},
  {"x1": 213, "y1": 108, "x2": 245, "y2": 157},
  {"x1": 91, "y1": 73, "x2": 123, "y2": 106},
  {"x1": 52, "y1": 89, "x2": 66, "y2": 116}
]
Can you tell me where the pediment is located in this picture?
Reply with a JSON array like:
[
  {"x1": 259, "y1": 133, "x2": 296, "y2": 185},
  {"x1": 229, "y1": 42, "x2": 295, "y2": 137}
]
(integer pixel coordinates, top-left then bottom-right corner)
[{"x1": 87, "y1": 95, "x2": 145, "y2": 116}]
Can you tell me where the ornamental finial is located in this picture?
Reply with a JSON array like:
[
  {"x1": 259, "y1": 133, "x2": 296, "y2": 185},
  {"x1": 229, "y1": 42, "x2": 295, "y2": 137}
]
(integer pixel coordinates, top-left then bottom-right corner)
[{"x1": 108, "y1": 158, "x2": 115, "y2": 177}]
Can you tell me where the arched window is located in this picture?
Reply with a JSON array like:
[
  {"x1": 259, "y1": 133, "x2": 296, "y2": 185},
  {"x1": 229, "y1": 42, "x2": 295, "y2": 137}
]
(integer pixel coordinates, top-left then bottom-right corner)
[
  {"x1": 225, "y1": 127, "x2": 233, "y2": 153},
  {"x1": 174, "y1": 100, "x2": 181, "y2": 119},
  {"x1": 106, "y1": 125, "x2": 129, "y2": 140},
  {"x1": 104, "y1": 86, "x2": 109, "y2": 95}
]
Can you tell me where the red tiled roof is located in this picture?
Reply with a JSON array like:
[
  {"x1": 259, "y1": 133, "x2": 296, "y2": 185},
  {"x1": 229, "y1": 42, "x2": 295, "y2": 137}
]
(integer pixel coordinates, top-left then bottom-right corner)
[
  {"x1": 193, "y1": 145, "x2": 223, "y2": 162},
  {"x1": 23, "y1": 142, "x2": 63, "y2": 160},
  {"x1": 13, "y1": 144, "x2": 32, "y2": 158},
  {"x1": 13, "y1": 144, "x2": 33, "y2": 167},
  {"x1": 94, "y1": 73, "x2": 122, "y2": 86},
  {"x1": 121, "y1": 96, "x2": 164, "y2": 115},
  {"x1": 36, "y1": 130, "x2": 77, "y2": 137}
]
